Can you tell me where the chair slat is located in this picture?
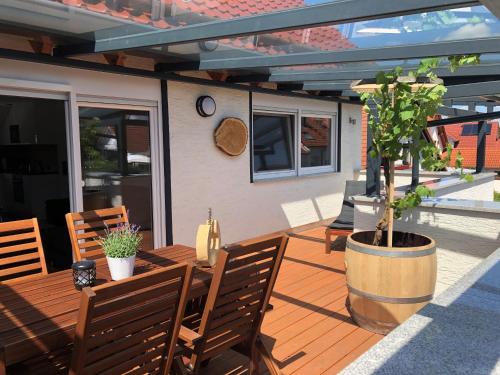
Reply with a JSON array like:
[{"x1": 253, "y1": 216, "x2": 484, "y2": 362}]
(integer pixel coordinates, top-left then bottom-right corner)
[
  {"x1": 69, "y1": 207, "x2": 126, "y2": 221},
  {"x1": 0, "y1": 252, "x2": 41, "y2": 266},
  {"x1": 84, "y1": 334, "x2": 166, "y2": 374},
  {"x1": 86, "y1": 321, "x2": 168, "y2": 363},
  {"x1": 92, "y1": 282, "x2": 180, "y2": 318},
  {"x1": 89, "y1": 298, "x2": 176, "y2": 335},
  {"x1": 0, "y1": 219, "x2": 38, "y2": 232},
  {"x1": 0, "y1": 232, "x2": 36, "y2": 244},
  {"x1": 73, "y1": 217, "x2": 125, "y2": 231},
  {"x1": 227, "y1": 248, "x2": 276, "y2": 270},
  {"x1": 87, "y1": 309, "x2": 170, "y2": 350},
  {"x1": 0, "y1": 242, "x2": 39, "y2": 255},
  {"x1": 0, "y1": 262, "x2": 42, "y2": 278},
  {"x1": 220, "y1": 270, "x2": 271, "y2": 295},
  {"x1": 92, "y1": 266, "x2": 185, "y2": 301}
]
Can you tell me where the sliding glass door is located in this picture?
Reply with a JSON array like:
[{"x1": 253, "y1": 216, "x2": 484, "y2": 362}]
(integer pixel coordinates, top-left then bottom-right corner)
[{"x1": 77, "y1": 104, "x2": 162, "y2": 250}]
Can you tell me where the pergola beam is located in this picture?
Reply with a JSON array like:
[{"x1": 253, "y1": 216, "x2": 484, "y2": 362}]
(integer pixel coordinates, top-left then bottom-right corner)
[
  {"x1": 158, "y1": 37, "x2": 500, "y2": 72},
  {"x1": 444, "y1": 80, "x2": 500, "y2": 99},
  {"x1": 55, "y1": 0, "x2": 479, "y2": 56},
  {"x1": 227, "y1": 63, "x2": 500, "y2": 83},
  {"x1": 427, "y1": 110, "x2": 500, "y2": 126},
  {"x1": 437, "y1": 106, "x2": 479, "y2": 117}
]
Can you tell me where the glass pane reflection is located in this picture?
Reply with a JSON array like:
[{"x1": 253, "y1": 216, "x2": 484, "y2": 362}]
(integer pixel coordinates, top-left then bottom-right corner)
[{"x1": 79, "y1": 107, "x2": 154, "y2": 250}]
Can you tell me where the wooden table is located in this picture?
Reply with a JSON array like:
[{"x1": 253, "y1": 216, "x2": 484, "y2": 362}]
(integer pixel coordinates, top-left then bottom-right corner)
[{"x1": 0, "y1": 245, "x2": 212, "y2": 367}]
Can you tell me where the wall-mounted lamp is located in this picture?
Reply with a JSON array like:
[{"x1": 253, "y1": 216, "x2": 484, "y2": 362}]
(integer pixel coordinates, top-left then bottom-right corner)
[
  {"x1": 196, "y1": 96, "x2": 216, "y2": 117},
  {"x1": 198, "y1": 40, "x2": 219, "y2": 52},
  {"x1": 349, "y1": 117, "x2": 357, "y2": 125}
]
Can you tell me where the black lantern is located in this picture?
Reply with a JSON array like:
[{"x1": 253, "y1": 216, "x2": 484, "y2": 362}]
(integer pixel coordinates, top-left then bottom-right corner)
[
  {"x1": 196, "y1": 96, "x2": 216, "y2": 117},
  {"x1": 72, "y1": 260, "x2": 96, "y2": 290}
]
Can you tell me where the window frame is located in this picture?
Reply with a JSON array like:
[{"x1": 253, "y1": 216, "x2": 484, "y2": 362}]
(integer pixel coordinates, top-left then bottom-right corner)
[
  {"x1": 252, "y1": 108, "x2": 298, "y2": 180},
  {"x1": 299, "y1": 112, "x2": 337, "y2": 176},
  {"x1": 252, "y1": 106, "x2": 338, "y2": 181}
]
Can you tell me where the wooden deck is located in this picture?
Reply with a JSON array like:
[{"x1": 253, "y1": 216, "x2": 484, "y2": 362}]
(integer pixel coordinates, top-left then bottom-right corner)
[{"x1": 203, "y1": 227, "x2": 384, "y2": 375}]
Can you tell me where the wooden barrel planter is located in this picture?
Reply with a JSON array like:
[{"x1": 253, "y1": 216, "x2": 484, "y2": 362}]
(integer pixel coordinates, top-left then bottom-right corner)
[{"x1": 345, "y1": 231, "x2": 437, "y2": 335}]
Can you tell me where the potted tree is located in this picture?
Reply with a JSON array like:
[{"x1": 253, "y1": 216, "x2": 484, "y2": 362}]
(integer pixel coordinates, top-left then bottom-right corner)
[
  {"x1": 99, "y1": 223, "x2": 142, "y2": 281},
  {"x1": 346, "y1": 56, "x2": 478, "y2": 334}
]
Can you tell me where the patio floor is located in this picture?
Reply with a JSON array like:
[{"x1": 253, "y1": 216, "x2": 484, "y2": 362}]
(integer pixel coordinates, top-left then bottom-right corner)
[{"x1": 202, "y1": 227, "x2": 384, "y2": 374}]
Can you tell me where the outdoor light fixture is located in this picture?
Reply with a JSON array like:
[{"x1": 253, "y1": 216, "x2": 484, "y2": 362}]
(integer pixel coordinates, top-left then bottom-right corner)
[
  {"x1": 72, "y1": 260, "x2": 96, "y2": 290},
  {"x1": 198, "y1": 40, "x2": 219, "y2": 52},
  {"x1": 196, "y1": 96, "x2": 216, "y2": 117}
]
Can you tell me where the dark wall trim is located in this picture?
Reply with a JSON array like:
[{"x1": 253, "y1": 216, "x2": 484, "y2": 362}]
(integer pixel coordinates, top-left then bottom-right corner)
[
  {"x1": 337, "y1": 103, "x2": 342, "y2": 172},
  {"x1": 249, "y1": 92, "x2": 254, "y2": 183},
  {"x1": 160, "y1": 80, "x2": 173, "y2": 246},
  {"x1": 0, "y1": 48, "x2": 358, "y2": 105}
]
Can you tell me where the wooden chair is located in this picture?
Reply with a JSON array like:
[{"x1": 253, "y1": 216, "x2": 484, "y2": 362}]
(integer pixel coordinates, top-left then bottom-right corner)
[
  {"x1": 0, "y1": 218, "x2": 48, "y2": 283},
  {"x1": 325, "y1": 180, "x2": 366, "y2": 254},
  {"x1": 66, "y1": 206, "x2": 129, "y2": 261},
  {"x1": 7, "y1": 264, "x2": 194, "y2": 375},
  {"x1": 70, "y1": 264, "x2": 193, "y2": 374},
  {"x1": 179, "y1": 234, "x2": 289, "y2": 375}
]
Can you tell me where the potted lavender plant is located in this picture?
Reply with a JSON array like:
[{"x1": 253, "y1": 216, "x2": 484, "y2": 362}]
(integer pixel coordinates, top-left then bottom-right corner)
[{"x1": 99, "y1": 223, "x2": 142, "y2": 280}]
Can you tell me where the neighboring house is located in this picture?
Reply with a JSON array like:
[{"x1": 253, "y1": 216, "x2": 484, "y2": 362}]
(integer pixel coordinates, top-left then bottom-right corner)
[
  {"x1": 360, "y1": 112, "x2": 500, "y2": 172},
  {"x1": 0, "y1": 0, "x2": 362, "y2": 267},
  {"x1": 442, "y1": 121, "x2": 500, "y2": 171}
]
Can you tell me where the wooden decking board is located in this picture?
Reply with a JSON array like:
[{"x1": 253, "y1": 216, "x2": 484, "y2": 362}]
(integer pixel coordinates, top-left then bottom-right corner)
[
  {"x1": 321, "y1": 334, "x2": 383, "y2": 374},
  {"x1": 269, "y1": 303, "x2": 350, "y2": 358},
  {"x1": 200, "y1": 227, "x2": 383, "y2": 375},
  {"x1": 263, "y1": 282, "x2": 347, "y2": 334}
]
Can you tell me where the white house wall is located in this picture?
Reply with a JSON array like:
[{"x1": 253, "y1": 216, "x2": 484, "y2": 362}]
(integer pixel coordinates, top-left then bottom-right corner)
[
  {"x1": 169, "y1": 82, "x2": 362, "y2": 246},
  {"x1": 0, "y1": 58, "x2": 363, "y2": 248}
]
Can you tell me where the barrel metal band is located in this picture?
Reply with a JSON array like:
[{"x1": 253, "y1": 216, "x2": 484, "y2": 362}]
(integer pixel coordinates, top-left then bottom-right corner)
[
  {"x1": 348, "y1": 286, "x2": 433, "y2": 304},
  {"x1": 347, "y1": 240, "x2": 435, "y2": 258}
]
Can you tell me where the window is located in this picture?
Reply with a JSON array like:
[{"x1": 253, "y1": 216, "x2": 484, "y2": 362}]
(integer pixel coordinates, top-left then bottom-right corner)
[
  {"x1": 301, "y1": 116, "x2": 332, "y2": 169},
  {"x1": 252, "y1": 110, "x2": 337, "y2": 180},
  {"x1": 461, "y1": 123, "x2": 491, "y2": 136},
  {"x1": 253, "y1": 112, "x2": 295, "y2": 175}
]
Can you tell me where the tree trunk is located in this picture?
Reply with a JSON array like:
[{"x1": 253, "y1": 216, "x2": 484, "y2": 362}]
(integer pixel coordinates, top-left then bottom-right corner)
[
  {"x1": 387, "y1": 161, "x2": 395, "y2": 248},
  {"x1": 372, "y1": 158, "x2": 392, "y2": 246}
]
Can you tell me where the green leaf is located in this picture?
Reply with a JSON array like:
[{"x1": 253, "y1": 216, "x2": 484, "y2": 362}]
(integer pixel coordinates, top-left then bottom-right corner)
[{"x1": 399, "y1": 111, "x2": 414, "y2": 121}]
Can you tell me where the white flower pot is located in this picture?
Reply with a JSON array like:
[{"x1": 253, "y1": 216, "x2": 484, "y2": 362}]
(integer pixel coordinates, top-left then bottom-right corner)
[{"x1": 106, "y1": 255, "x2": 136, "y2": 281}]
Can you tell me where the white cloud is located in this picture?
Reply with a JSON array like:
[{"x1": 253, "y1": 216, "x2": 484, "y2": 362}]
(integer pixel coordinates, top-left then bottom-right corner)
[{"x1": 440, "y1": 23, "x2": 492, "y2": 41}]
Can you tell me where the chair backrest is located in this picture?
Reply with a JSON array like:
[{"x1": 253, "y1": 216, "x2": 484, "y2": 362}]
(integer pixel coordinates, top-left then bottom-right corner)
[
  {"x1": 69, "y1": 263, "x2": 194, "y2": 375},
  {"x1": 193, "y1": 234, "x2": 288, "y2": 366},
  {"x1": 0, "y1": 218, "x2": 48, "y2": 283},
  {"x1": 66, "y1": 206, "x2": 129, "y2": 261},
  {"x1": 336, "y1": 180, "x2": 367, "y2": 223}
]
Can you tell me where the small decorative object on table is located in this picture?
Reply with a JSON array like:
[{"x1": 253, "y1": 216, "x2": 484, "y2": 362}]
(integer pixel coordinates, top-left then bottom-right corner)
[
  {"x1": 72, "y1": 260, "x2": 96, "y2": 290},
  {"x1": 99, "y1": 223, "x2": 142, "y2": 281},
  {"x1": 196, "y1": 208, "x2": 221, "y2": 267}
]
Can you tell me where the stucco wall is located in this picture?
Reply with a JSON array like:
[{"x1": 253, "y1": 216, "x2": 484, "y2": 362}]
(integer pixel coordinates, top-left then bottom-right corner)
[
  {"x1": 168, "y1": 81, "x2": 362, "y2": 245},
  {"x1": 354, "y1": 198, "x2": 500, "y2": 296}
]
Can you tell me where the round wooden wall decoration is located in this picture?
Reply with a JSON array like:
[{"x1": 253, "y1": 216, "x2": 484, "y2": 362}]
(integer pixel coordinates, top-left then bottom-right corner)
[{"x1": 214, "y1": 117, "x2": 248, "y2": 156}]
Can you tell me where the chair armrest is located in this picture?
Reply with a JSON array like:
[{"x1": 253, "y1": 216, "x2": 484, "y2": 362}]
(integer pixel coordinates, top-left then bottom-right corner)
[{"x1": 179, "y1": 325, "x2": 203, "y2": 346}]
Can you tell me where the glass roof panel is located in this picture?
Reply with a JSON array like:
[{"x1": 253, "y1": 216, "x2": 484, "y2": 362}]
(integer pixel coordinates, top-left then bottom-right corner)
[
  {"x1": 152, "y1": 5, "x2": 500, "y2": 65},
  {"x1": 0, "y1": 0, "x2": 337, "y2": 43}
]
